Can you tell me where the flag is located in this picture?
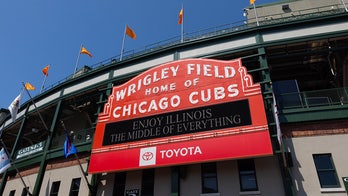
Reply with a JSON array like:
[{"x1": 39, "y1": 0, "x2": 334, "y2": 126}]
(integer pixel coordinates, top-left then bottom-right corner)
[
  {"x1": 42, "y1": 65, "x2": 50, "y2": 76},
  {"x1": 25, "y1": 82, "x2": 35, "y2": 91},
  {"x1": 80, "y1": 46, "x2": 93, "y2": 58},
  {"x1": 0, "y1": 148, "x2": 11, "y2": 174},
  {"x1": 178, "y1": 8, "x2": 184, "y2": 25},
  {"x1": 250, "y1": 0, "x2": 256, "y2": 5},
  {"x1": 63, "y1": 130, "x2": 77, "y2": 158},
  {"x1": 272, "y1": 92, "x2": 282, "y2": 145},
  {"x1": 126, "y1": 25, "x2": 136, "y2": 39},
  {"x1": 8, "y1": 93, "x2": 22, "y2": 121}
]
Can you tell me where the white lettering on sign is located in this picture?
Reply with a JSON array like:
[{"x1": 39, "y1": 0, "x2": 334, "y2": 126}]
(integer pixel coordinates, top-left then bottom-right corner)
[
  {"x1": 106, "y1": 60, "x2": 249, "y2": 120},
  {"x1": 114, "y1": 65, "x2": 180, "y2": 101},
  {"x1": 113, "y1": 95, "x2": 181, "y2": 118},
  {"x1": 189, "y1": 84, "x2": 239, "y2": 104},
  {"x1": 159, "y1": 146, "x2": 202, "y2": 159},
  {"x1": 187, "y1": 63, "x2": 236, "y2": 78}
]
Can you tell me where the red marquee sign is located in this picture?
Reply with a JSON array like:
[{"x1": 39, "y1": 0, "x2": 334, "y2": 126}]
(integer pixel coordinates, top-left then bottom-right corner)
[{"x1": 88, "y1": 58, "x2": 273, "y2": 174}]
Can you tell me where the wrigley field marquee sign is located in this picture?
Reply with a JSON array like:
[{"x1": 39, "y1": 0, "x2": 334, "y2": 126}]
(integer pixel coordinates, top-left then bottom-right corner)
[{"x1": 88, "y1": 58, "x2": 273, "y2": 173}]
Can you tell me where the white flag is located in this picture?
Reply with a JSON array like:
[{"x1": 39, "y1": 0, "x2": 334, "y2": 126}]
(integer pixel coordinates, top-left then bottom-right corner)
[
  {"x1": 8, "y1": 93, "x2": 22, "y2": 122},
  {"x1": 0, "y1": 148, "x2": 11, "y2": 174},
  {"x1": 273, "y1": 92, "x2": 282, "y2": 145}
]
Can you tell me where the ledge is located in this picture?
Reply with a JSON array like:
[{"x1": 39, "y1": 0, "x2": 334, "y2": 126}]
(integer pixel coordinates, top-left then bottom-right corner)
[
  {"x1": 320, "y1": 187, "x2": 346, "y2": 193},
  {"x1": 239, "y1": 190, "x2": 261, "y2": 195}
]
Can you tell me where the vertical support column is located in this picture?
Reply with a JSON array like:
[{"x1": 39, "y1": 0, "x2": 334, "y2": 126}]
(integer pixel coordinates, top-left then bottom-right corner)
[
  {"x1": 0, "y1": 105, "x2": 29, "y2": 195},
  {"x1": 174, "y1": 51, "x2": 180, "y2": 61},
  {"x1": 89, "y1": 74, "x2": 115, "y2": 196},
  {"x1": 32, "y1": 100, "x2": 62, "y2": 195},
  {"x1": 255, "y1": 33, "x2": 295, "y2": 196}
]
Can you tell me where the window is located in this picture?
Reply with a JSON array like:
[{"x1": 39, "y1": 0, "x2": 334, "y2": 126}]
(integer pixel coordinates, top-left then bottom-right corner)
[
  {"x1": 50, "y1": 181, "x2": 61, "y2": 196},
  {"x1": 238, "y1": 159, "x2": 258, "y2": 192},
  {"x1": 69, "y1": 178, "x2": 81, "y2": 196},
  {"x1": 141, "y1": 169, "x2": 154, "y2": 196},
  {"x1": 113, "y1": 172, "x2": 126, "y2": 196},
  {"x1": 21, "y1": 187, "x2": 29, "y2": 196},
  {"x1": 9, "y1": 190, "x2": 15, "y2": 196},
  {"x1": 201, "y1": 162, "x2": 218, "y2": 193},
  {"x1": 313, "y1": 154, "x2": 340, "y2": 188}
]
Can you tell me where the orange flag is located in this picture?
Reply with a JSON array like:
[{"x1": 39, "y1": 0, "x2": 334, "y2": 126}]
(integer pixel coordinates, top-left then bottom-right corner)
[
  {"x1": 80, "y1": 46, "x2": 93, "y2": 57},
  {"x1": 178, "y1": 8, "x2": 183, "y2": 25},
  {"x1": 250, "y1": 0, "x2": 256, "y2": 5},
  {"x1": 25, "y1": 82, "x2": 35, "y2": 91},
  {"x1": 42, "y1": 65, "x2": 50, "y2": 76},
  {"x1": 126, "y1": 25, "x2": 136, "y2": 39}
]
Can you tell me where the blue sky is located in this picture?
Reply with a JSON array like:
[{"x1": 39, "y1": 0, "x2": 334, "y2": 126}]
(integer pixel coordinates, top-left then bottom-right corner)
[{"x1": 0, "y1": 0, "x2": 276, "y2": 109}]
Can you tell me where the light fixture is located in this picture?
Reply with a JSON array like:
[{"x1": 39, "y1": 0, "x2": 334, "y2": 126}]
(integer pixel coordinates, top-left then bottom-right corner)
[{"x1": 32, "y1": 128, "x2": 39, "y2": 133}]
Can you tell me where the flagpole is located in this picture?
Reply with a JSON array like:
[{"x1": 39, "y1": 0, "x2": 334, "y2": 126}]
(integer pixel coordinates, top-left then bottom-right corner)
[
  {"x1": 181, "y1": 4, "x2": 184, "y2": 43},
  {"x1": 40, "y1": 75, "x2": 47, "y2": 93},
  {"x1": 74, "y1": 44, "x2": 83, "y2": 75},
  {"x1": 253, "y1": 3, "x2": 259, "y2": 26},
  {"x1": 0, "y1": 140, "x2": 32, "y2": 195},
  {"x1": 120, "y1": 25, "x2": 127, "y2": 61},
  {"x1": 22, "y1": 82, "x2": 49, "y2": 132},
  {"x1": 60, "y1": 121, "x2": 92, "y2": 193}
]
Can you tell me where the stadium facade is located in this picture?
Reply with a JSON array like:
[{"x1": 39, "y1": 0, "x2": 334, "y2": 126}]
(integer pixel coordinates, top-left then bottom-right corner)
[{"x1": 1, "y1": 0, "x2": 348, "y2": 195}]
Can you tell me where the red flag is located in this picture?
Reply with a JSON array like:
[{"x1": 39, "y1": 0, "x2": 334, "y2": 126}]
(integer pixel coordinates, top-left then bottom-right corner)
[
  {"x1": 178, "y1": 8, "x2": 184, "y2": 25},
  {"x1": 42, "y1": 65, "x2": 50, "y2": 76},
  {"x1": 250, "y1": 0, "x2": 256, "y2": 5},
  {"x1": 126, "y1": 25, "x2": 136, "y2": 39},
  {"x1": 80, "y1": 46, "x2": 93, "y2": 57}
]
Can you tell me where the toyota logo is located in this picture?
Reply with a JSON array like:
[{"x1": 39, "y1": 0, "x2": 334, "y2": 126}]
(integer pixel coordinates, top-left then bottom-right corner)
[{"x1": 142, "y1": 151, "x2": 154, "y2": 161}]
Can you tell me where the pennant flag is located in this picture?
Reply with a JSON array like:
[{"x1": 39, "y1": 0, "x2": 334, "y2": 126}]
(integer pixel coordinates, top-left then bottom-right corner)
[
  {"x1": 272, "y1": 92, "x2": 282, "y2": 145},
  {"x1": 8, "y1": 93, "x2": 22, "y2": 121},
  {"x1": 178, "y1": 8, "x2": 184, "y2": 25},
  {"x1": 126, "y1": 25, "x2": 136, "y2": 39},
  {"x1": 80, "y1": 46, "x2": 93, "y2": 58},
  {"x1": 63, "y1": 130, "x2": 77, "y2": 158},
  {"x1": 25, "y1": 82, "x2": 35, "y2": 91},
  {"x1": 250, "y1": 0, "x2": 256, "y2": 5},
  {"x1": 42, "y1": 65, "x2": 50, "y2": 76},
  {"x1": 0, "y1": 148, "x2": 11, "y2": 174}
]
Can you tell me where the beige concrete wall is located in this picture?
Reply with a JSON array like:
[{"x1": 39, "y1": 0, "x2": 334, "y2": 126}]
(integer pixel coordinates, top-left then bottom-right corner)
[
  {"x1": 3, "y1": 163, "x2": 91, "y2": 196},
  {"x1": 4, "y1": 173, "x2": 38, "y2": 195},
  {"x1": 154, "y1": 167, "x2": 171, "y2": 196},
  {"x1": 55, "y1": 157, "x2": 284, "y2": 196},
  {"x1": 285, "y1": 134, "x2": 348, "y2": 196},
  {"x1": 246, "y1": 0, "x2": 347, "y2": 23}
]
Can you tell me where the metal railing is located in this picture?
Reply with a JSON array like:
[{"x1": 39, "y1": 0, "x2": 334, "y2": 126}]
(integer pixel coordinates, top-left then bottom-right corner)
[
  {"x1": 42, "y1": 4, "x2": 347, "y2": 92},
  {"x1": 51, "y1": 127, "x2": 94, "y2": 149},
  {"x1": 276, "y1": 87, "x2": 348, "y2": 109}
]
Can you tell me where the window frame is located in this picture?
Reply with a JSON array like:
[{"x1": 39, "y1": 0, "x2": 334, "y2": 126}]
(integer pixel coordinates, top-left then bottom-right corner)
[
  {"x1": 313, "y1": 153, "x2": 340, "y2": 188},
  {"x1": 9, "y1": 190, "x2": 15, "y2": 196},
  {"x1": 69, "y1": 178, "x2": 81, "y2": 196},
  {"x1": 50, "y1": 181, "x2": 61, "y2": 196},
  {"x1": 238, "y1": 159, "x2": 258, "y2": 192},
  {"x1": 201, "y1": 162, "x2": 219, "y2": 194}
]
